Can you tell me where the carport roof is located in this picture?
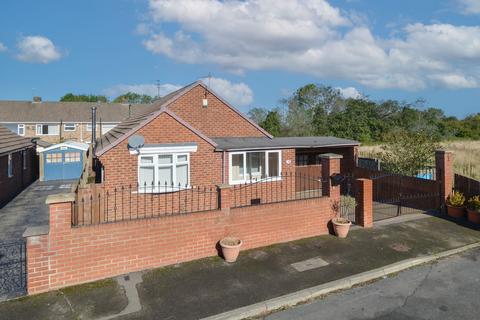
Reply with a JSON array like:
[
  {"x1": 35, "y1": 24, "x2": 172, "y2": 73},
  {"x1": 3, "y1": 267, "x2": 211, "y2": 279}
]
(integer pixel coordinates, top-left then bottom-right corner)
[
  {"x1": 212, "y1": 136, "x2": 359, "y2": 151},
  {"x1": 0, "y1": 124, "x2": 34, "y2": 156}
]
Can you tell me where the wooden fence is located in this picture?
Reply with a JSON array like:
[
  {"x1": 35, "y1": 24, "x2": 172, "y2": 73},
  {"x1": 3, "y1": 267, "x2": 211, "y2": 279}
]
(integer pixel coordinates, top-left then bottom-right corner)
[{"x1": 454, "y1": 174, "x2": 480, "y2": 199}]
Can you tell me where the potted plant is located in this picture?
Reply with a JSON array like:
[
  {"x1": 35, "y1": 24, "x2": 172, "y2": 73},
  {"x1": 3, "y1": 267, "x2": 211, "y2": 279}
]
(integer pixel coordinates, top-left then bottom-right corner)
[
  {"x1": 331, "y1": 196, "x2": 356, "y2": 238},
  {"x1": 220, "y1": 237, "x2": 243, "y2": 263},
  {"x1": 466, "y1": 195, "x2": 480, "y2": 224},
  {"x1": 446, "y1": 191, "x2": 465, "y2": 218}
]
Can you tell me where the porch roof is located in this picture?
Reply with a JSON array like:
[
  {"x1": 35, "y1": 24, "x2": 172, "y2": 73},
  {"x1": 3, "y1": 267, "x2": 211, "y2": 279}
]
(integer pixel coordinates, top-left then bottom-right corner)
[{"x1": 212, "y1": 136, "x2": 359, "y2": 151}]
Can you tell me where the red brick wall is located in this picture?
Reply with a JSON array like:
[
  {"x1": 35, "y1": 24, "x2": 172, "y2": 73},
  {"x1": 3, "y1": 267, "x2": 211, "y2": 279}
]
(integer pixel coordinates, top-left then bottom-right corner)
[
  {"x1": 26, "y1": 196, "x2": 335, "y2": 294},
  {"x1": 99, "y1": 112, "x2": 223, "y2": 189},
  {"x1": 167, "y1": 85, "x2": 268, "y2": 138},
  {"x1": 0, "y1": 147, "x2": 37, "y2": 208}
]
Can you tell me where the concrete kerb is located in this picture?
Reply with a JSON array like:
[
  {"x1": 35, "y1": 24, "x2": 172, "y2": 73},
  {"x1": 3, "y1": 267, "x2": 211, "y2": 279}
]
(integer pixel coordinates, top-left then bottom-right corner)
[{"x1": 201, "y1": 242, "x2": 480, "y2": 320}]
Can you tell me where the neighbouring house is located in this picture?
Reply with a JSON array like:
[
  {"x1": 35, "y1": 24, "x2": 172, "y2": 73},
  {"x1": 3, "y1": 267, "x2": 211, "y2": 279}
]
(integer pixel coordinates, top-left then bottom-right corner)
[
  {"x1": 0, "y1": 97, "x2": 148, "y2": 144},
  {"x1": 0, "y1": 125, "x2": 38, "y2": 208},
  {"x1": 93, "y1": 81, "x2": 359, "y2": 192},
  {"x1": 39, "y1": 141, "x2": 89, "y2": 181}
]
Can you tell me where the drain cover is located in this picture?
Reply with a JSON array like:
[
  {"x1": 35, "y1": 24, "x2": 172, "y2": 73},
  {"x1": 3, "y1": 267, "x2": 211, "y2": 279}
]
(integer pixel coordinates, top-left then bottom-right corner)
[{"x1": 291, "y1": 257, "x2": 329, "y2": 272}]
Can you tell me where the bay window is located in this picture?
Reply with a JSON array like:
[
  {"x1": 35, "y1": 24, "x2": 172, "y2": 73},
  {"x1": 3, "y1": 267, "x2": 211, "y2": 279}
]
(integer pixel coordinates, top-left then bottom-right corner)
[
  {"x1": 229, "y1": 150, "x2": 281, "y2": 184},
  {"x1": 138, "y1": 153, "x2": 190, "y2": 192}
]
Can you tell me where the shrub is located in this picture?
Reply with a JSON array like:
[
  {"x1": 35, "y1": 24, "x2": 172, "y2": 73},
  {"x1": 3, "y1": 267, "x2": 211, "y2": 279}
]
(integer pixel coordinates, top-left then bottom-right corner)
[
  {"x1": 467, "y1": 196, "x2": 480, "y2": 211},
  {"x1": 446, "y1": 191, "x2": 465, "y2": 208}
]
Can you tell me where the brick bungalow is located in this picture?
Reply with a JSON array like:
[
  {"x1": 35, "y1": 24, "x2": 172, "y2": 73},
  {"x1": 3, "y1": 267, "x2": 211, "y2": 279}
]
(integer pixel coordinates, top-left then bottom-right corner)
[
  {"x1": 94, "y1": 81, "x2": 359, "y2": 193},
  {"x1": 0, "y1": 125, "x2": 38, "y2": 208}
]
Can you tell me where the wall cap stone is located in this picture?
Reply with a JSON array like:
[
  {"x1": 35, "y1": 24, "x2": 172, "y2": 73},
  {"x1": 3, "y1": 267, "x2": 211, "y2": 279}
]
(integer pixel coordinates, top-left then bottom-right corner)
[
  {"x1": 45, "y1": 193, "x2": 76, "y2": 205},
  {"x1": 319, "y1": 153, "x2": 343, "y2": 160},
  {"x1": 23, "y1": 225, "x2": 49, "y2": 238},
  {"x1": 435, "y1": 149, "x2": 454, "y2": 154},
  {"x1": 217, "y1": 184, "x2": 232, "y2": 190}
]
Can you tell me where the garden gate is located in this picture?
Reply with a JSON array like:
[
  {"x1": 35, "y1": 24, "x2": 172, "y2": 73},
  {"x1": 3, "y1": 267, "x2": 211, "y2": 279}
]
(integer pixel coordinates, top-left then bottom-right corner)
[{"x1": 0, "y1": 240, "x2": 27, "y2": 299}]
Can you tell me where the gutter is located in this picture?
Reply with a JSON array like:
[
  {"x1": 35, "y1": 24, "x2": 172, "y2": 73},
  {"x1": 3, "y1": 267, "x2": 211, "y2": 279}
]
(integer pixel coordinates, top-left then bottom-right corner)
[{"x1": 214, "y1": 143, "x2": 360, "y2": 152}]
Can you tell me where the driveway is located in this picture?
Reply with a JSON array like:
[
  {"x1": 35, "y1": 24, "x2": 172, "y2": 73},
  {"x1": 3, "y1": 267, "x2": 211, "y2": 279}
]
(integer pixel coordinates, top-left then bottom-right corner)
[{"x1": 0, "y1": 180, "x2": 75, "y2": 241}]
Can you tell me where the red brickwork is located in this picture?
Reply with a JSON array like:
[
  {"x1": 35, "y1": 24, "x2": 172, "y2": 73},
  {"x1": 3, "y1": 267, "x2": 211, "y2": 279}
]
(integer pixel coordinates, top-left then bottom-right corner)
[
  {"x1": 0, "y1": 147, "x2": 38, "y2": 208},
  {"x1": 99, "y1": 112, "x2": 222, "y2": 189},
  {"x1": 355, "y1": 179, "x2": 373, "y2": 228},
  {"x1": 167, "y1": 85, "x2": 269, "y2": 138},
  {"x1": 436, "y1": 150, "x2": 454, "y2": 202},
  {"x1": 26, "y1": 195, "x2": 336, "y2": 295}
]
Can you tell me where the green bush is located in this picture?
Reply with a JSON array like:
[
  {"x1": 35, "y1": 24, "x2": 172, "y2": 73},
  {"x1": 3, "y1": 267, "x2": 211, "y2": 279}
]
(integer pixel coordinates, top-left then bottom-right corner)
[
  {"x1": 446, "y1": 191, "x2": 465, "y2": 208},
  {"x1": 467, "y1": 196, "x2": 480, "y2": 211}
]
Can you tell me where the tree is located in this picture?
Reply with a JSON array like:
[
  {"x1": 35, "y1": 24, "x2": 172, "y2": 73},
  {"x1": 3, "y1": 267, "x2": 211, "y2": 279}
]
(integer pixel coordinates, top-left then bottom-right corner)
[
  {"x1": 377, "y1": 129, "x2": 440, "y2": 176},
  {"x1": 60, "y1": 93, "x2": 108, "y2": 103},
  {"x1": 261, "y1": 111, "x2": 282, "y2": 136},
  {"x1": 247, "y1": 107, "x2": 268, "y2": 125},
  {"x1": 113, "y1": 92, "x2": 155, "y2": 104}
]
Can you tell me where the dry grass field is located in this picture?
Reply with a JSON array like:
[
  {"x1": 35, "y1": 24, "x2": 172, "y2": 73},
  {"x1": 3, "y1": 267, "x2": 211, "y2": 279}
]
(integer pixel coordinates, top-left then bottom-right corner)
[{"x1": 360, "y1": 140, "x2": 480, "y2": 180}]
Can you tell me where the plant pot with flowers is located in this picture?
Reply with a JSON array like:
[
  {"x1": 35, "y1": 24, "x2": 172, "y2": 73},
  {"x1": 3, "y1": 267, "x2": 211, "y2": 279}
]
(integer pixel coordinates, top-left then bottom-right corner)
[
  {"x1": 220, "y1": 237, "x2": 243, "y2": 263},
  {"x1": 466, "y1": 196, "x2": 480, "y2": 224},
  {"x1": 331, "y1": 196, "x2": 356, "y2": 238},
  {"x1": 446, "y1": 191, "x2": 465, "y2": 218}
]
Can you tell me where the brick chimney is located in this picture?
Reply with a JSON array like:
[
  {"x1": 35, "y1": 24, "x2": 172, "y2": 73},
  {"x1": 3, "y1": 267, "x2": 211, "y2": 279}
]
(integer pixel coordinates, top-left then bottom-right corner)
[{"x1": 33, "y1": 96, "x2": 42, "y2": 103}]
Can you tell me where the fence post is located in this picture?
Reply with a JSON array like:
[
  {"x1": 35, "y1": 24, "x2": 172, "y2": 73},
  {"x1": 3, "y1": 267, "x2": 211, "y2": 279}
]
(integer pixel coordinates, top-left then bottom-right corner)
[
  {"x1": 435, "y1": 150, "x2": 454, "y2": 209},
  {"x1": 355, "y1": 179, "x2": 373, "y2": 228},
  {"x1": 217, "y1": 184, "x2": 232, "y2": 213},
  {"x1": 320, "y1": 153, "x2": 343, "y2": 199}
]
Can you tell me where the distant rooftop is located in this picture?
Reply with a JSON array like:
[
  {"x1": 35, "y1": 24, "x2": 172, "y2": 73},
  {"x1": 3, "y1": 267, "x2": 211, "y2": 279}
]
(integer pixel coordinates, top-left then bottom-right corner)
[
  {"x1": 212, "y1": 136, "x2": 359, "y2": 151},
  {"x1": 0, "y1": 124, "x2": 34, "y2": 156}
]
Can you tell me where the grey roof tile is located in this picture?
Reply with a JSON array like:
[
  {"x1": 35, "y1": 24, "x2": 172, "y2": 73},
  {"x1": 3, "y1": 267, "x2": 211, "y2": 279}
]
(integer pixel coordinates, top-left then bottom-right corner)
[{"x1": 0, "y1": 125, "x2": 34, "y2": 156}]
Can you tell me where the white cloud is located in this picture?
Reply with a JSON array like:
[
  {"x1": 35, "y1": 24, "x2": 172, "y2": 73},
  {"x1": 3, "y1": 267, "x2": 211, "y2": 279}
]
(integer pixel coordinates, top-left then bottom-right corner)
[
  {"x1": 201, "y1": 77, "x2": 254, "y2": 107},
  {"x1": 457, "y1": 0, "x2": 480, "y2": 14},
  {"x1": 141, "y1": 0, "x2": 480, "y2": 90},
  {"x1": 103, "y1": 83, "x2": 182, "y2": 98},
  {"x1": 337, "y1": 87, "x2": 362, "y2": 99},
  {"x1": 16, "y1": 36, "x2": 62, "y2": 63},
  {"x1": 0, "y1": 42, "x2": 7, "y2": 52}
]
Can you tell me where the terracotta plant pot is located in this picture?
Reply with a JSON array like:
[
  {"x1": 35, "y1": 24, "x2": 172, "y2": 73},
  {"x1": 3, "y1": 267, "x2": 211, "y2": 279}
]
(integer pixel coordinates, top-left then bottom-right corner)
[
  {"x1": 332, "y1": 218, "x2": 352, "y2": 238},
  {"x1": 446, "y1": 205, "x2": 465, "y2": 218},
  {"x1": 220, "y1": 237, "x2": 243, "y2": 263},
  {"x1": 467, "y1": 209, "x2": 480, "y2": 224}
]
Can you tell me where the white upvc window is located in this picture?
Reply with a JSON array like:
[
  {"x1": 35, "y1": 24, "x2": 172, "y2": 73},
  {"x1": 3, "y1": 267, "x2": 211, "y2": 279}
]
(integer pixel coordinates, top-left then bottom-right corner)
[
  {"x1": 64, "y1": 123, "x2": 76, "y2": 131},
  {"x1": 17, "y1": 124, "x2": 25, "y2": 136},
  {"x1": 229, "y1": 150, "x2": 282, "y2": 185},
  {"x1": 101, "y1": 124, "x2": 116, "y2": 133},
  {"x1": 7, "y1": 154, "x2": 13, "y2": 177},
  {"x1": 86, "y1": 124, "x2": 92, "y2": 132},
  {"x1": 138, "y1": 153, "x2": 190, "y2": 193},
  {"x1": 36, "y1": 124, "x2": 59, "y2": 135}
]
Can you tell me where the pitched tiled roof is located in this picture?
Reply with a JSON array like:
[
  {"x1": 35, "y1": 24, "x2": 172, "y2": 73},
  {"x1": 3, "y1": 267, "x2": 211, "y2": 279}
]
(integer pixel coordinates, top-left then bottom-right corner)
[
  {"x1": 96, "y1": 83, "x2": 200, "y2": 155},
  {"x1": 0, "y1": 101, "x2": 149, "y2": 123},
  {"x1": 0, "y1": 125, "x2": 34, "y2": 156}
]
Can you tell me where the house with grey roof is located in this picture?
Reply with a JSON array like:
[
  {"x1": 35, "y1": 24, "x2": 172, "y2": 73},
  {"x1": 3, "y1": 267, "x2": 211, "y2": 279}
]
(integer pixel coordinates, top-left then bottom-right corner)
[
  {"x1": 0, "y1": 124, "x2": 38, "y2": 208},
  {"x1": 0, "y1": 97, "x2": 149, "y2": 144}
]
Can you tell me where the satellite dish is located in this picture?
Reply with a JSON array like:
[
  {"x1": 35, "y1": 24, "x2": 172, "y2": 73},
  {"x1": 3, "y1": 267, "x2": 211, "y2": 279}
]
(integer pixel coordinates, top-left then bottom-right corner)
[{"x1": 128, "y1": 135, "x2": 145, "y2": 150}]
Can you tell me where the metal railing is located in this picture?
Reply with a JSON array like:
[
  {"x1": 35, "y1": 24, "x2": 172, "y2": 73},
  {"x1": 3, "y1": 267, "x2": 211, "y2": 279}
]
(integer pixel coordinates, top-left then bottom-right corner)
[
  {"x1": 73, "y1": 183, "x2": 219, "y2": 227},
  {"x1": 232, "y1": 172, "x2": 324, "y2": 208}
]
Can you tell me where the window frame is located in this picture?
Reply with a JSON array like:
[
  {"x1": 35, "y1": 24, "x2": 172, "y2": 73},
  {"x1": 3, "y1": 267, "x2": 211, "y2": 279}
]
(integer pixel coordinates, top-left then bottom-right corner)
[
  {"x1": 63, "y1": 123, "x2": 76, "y2": 131},
  {"x1": 137, "y1": 153, "x2": 191, "y2": 193},
  {"x1": 36, "y1": 124, "x2": 59, "y2": 136},
  {"x1": 86, "y1": 124, "x2": 92, "y2": 132},
  {"x1": 229, "y1": 150, "x2": 282, "y2": 185},
  {"x1": 17, "y1": 124, "x2": 25, "y2": 136},
  {"x1": 7, "y1": 154, "x2": 13, "y2": 178}
]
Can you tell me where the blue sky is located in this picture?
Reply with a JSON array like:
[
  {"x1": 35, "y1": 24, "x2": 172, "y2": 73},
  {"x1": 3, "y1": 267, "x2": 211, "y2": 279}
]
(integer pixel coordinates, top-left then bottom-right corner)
[{"x1": 0, "y1": 0, "x2": 479, "y2": 118}]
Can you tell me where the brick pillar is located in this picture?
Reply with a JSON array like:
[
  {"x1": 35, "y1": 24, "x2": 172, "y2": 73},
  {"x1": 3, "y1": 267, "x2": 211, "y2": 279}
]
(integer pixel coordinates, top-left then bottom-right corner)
[
  {"x1": 24, "y1": 193, "x2": 75, "y2": 295},
  {"x1": 435, "y1": 150, "x2": 454, "y2": 206},
  {"x1": 217, "y1": 184, "x2": 232, "y2": 213},
  {"x1": 355, "y1": 178, "x2": 373, "y2": 228},
  {"x1": 320, "y1": 153, "x2": 343, "y2": 200}
]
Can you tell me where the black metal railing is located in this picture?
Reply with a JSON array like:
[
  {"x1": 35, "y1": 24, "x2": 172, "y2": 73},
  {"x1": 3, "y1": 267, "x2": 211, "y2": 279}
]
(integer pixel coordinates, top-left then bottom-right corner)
[
  {"x1": 232, "y1": 172, "x2": 324, "y2": 208},
  {"x1": 73, "y1": 183, "x2": 219, "y2": 227}
]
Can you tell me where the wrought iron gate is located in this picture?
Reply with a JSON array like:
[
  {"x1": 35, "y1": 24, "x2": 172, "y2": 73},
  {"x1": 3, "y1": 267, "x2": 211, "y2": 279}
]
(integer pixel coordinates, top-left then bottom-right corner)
[
  {"x1": 370, "y1": 173, "x2": 441, "y2": 221},
  {"x1": 0, "y1": 240, "x2": 27, "y2": 299}
]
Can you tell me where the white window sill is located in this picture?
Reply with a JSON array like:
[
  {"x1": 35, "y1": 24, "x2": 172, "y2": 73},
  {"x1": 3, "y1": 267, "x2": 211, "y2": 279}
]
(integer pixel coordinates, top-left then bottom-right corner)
[
  {"x1": 134, "y1": 186, "x2": 192, "y2": 194},
  {"x1": 230, "y1": 176, "x2": 282, "y2": 185}
]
